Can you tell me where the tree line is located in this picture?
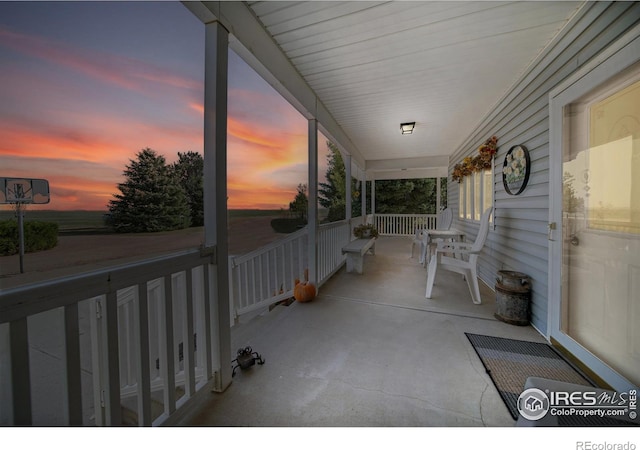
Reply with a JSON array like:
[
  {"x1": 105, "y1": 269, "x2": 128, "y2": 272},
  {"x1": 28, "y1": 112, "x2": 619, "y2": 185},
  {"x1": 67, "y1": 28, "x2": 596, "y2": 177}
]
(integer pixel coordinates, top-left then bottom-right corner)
[
  {"x1": 316, "y1": 142, "x2": 447, "y2": 222},
  {"x1": 107, "y1": 148, "x2": 203, "y2": 232},
  {"x1": 108, "y1": 144, "x2": 447, "y2": 233}
]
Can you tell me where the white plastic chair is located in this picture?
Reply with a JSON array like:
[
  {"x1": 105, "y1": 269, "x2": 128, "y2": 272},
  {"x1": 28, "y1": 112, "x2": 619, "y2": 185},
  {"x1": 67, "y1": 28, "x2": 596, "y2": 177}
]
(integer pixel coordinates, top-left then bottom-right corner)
[
  {"x1": 420, "y1": 207, "x2": 453, "y2": 265},
  {"x1": 425, "y1": 207, "x2": 492, "y2": 304},
  {"x1": 410, "y1": 228, "x2": 429, "y2": 260},
  {"x1": 437, "y1": 207, "x2": 453, "y2": 231}
]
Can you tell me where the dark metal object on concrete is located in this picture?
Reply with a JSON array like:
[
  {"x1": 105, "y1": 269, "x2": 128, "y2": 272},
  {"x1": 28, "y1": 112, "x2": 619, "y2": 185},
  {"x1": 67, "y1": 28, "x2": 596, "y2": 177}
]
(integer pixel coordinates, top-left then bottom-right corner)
[
  {"x1": 231, "y1": 346, "x2": 265, "y2": 377},
  {"x1": 495, "y1": 270, "x2": 531, "y2": 326}
]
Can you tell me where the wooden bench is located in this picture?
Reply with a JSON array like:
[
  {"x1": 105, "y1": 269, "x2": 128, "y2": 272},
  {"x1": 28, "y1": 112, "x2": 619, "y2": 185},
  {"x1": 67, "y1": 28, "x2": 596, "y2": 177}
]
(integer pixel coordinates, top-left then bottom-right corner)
[{"x1": 342, "y1": 238, "x2": 376, "y2": 274}]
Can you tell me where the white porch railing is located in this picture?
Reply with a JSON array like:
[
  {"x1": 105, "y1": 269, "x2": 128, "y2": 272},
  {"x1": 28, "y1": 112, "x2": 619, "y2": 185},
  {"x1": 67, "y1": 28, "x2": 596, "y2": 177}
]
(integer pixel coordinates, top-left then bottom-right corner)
[
  {"x1": 0, "y1": 249, "x2": 219, "y2": 426},
  {"x1": 318, "y1": 219, "x2": 352, "y2": 285},
  {"x1": 228, "y1": 227, "x2": 308, "y2": 320},
  {"x1": 373, "y1": 214, "x2": 437, "y2": 236},
  {"x1": 227, "y1": 218, "x2": 361, "y2": 320}
]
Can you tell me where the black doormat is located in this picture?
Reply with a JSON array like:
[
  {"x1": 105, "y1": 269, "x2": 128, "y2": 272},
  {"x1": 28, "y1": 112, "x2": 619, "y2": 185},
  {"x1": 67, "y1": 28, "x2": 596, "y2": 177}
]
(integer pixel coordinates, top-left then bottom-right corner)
[{"x1": 465, "y1": 333, "x2": 594, "y2": 420}]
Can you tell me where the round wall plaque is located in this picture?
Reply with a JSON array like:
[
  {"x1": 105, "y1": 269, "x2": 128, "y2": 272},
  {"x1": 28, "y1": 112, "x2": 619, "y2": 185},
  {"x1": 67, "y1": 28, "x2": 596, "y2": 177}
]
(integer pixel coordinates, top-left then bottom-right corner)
[{"x1": 502, "y1": 144, "x2": 530, "y2": 195}]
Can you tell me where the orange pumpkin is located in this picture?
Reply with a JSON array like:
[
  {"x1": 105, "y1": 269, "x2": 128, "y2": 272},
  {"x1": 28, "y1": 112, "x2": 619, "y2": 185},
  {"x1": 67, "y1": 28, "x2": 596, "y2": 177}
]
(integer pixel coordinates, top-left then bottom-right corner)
[{"x1": 294, "y1": 281, "x2": 316, "y2": 303}]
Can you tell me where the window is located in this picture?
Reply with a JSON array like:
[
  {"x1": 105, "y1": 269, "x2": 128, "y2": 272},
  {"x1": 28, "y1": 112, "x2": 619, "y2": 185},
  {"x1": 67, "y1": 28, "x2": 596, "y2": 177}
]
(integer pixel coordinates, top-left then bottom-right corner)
[
  {"x1": 587, "y1": 79, "x2": 639, "y2": 234},
  {"x1": 563, "y1": 73, "x2": 640, "y2": 235},
  {"x1": 474, "y1": 172, "x2": 482, "y2": 220},
  {"x1": 483, "y1": 169, "x2": 493, "y2": 217},
  {"x1": 459, "y1": 168, "x2": 493, "y2": 221},
  {"x1": 465, "y1": 176, "x2": 472, "y2": 220}
]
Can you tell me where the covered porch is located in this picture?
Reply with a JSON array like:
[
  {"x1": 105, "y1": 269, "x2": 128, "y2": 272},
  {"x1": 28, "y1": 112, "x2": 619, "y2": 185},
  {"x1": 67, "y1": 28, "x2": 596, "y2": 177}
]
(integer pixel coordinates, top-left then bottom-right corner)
[
  {"x1": 1, "y1": 227, "x2": 540, "y2": 427},
  {"x1": 2, "y1": 0, "x2": 639, "y2": 430},
  {"x1": 180, "y1": 236, "x2": 543, "y2": 426}
]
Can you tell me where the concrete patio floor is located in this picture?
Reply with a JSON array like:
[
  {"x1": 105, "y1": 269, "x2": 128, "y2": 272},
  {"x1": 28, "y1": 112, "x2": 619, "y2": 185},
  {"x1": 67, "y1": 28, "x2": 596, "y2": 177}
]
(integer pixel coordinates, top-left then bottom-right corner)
[{"x1": 179, "y1": 237, "x2": 545, "y2": 427}]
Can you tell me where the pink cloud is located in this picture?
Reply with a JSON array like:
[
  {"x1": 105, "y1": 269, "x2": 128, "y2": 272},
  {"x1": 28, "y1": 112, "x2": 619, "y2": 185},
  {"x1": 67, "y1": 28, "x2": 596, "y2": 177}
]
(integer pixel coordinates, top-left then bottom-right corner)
[
  {"x1": 0, "y1": 27, "x2": 201, "y2": 95},
  {"x1": 0, "y1": 27, "x2": 315, "y2": 211}
]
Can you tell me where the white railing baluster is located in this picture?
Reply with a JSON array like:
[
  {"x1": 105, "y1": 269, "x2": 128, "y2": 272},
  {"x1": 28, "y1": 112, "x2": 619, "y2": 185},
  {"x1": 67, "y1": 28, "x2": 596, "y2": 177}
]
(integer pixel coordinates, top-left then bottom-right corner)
[
  {"x1": 184, "y1": 270, "x2": 196, "y2": 398},
  {"x1": 104, "y1": 291, "x2": 122, "y2": 426},
  {"x1": 134, "y1": 282, "x2": 152, "y2": 426},
  {"x1": 63, "y1": 303, "x2": 83, "y2": 425},
  {"x1": 250, "y1": 258, "x2": 256, "y2": 303},
  {"x1": 275, "y1": 248, "x2": 279, "y2": 295},
  {"x1": 298, "y1": 236, "x2": 304, "y2": 280},
  {"x1": 228, "y1": 257, "x2": 236, "y2": 324},
  {"x1": 117, "y1": 303, "x2": 127, "y2": 386},
  {"x1": 89, "y1": 297, "x2": 105, "y2": 426},
  {"x1": 287, "y1": 242, "x2": 293, "y2": 291},
  {"x1": 161, "y1": 275, "x2": 176, "y2": 418},
  {"x1": 242, "y1": 263, "x2": 249, "y2": 309},
  {"x1": 10, "y1": 318, "x2": 31, "y2": 425},
  {"x1": 232, "y1": 264, "x2": 239, "y2": 309},
  {"x1": 201, "y1": 264, "x2": 213, "y2": 380},
  {"x1": 266, "y1": 254, "x2": 272, "y2": 302},
  {"x1": 281, "y1": 245, "x2": 286, "y2": 292},
  {"x1": 258, "y1": 254, "x2": 264, "y2": 302},
  {"x1": 124, "y1": 300, "x2": 134, "y2": 386}
]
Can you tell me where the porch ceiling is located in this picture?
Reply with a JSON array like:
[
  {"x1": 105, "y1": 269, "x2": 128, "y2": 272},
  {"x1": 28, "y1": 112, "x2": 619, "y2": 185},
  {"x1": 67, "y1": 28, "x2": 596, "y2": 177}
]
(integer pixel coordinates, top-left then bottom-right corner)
[{"x1": 186, "y1": 1, "x2": 582, "y2": 175}]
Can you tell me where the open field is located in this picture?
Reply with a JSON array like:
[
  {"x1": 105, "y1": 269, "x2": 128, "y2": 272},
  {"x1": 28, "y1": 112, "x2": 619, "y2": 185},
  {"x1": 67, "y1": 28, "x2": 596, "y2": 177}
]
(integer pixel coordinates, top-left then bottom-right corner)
[
  {"x1": 0, "y1": 210, "x2": 291, "y2": 286},
  {"x1": 0, "y1": 209, "x2": 288, "y2": 231},
  {"x1": 0, "y1": 210, "x2": 108, "y2": 230}
]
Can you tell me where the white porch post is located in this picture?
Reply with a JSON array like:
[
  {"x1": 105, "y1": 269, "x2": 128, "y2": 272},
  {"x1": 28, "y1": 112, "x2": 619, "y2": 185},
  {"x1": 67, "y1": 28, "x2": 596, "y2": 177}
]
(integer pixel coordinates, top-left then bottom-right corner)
[
  {"x1": 436, "y1": 176, "x2": 442, "y2": 212},
  {"x1": 361, "y1": 173, "x2": 367, "y2": 218},
  {"x1": 345, "y1": 154, "x2": 352, "y2": 221},
  {"x1": 371, "y1": 177, "x2": 376, "y2": 215},
  {"x1": 308, "y1": 119, "x2": 318, "y2": 286},
  {"x1": 203, "y1": 20, "x2": 232, "y2": 391}
]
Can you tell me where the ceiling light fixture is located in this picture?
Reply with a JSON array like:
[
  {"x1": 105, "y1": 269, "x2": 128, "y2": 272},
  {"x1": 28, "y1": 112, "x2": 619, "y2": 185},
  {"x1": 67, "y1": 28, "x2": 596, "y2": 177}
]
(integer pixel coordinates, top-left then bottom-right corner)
[{"x1": 400, "y1": 122, "x2": 415, "y2": 135}]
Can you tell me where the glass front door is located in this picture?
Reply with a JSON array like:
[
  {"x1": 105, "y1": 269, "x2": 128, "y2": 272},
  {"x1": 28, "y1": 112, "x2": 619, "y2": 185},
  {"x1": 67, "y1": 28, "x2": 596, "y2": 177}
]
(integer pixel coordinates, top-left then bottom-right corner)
[{"x1": 561, "y1": 73, "x2": 640, "y2": 388}]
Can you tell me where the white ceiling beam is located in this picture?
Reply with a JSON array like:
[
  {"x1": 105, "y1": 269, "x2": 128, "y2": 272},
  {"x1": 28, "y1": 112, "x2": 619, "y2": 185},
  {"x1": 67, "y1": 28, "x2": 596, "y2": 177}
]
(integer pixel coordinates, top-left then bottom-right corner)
[
  {"x1": 369, "y1": 167, "x2": 448, "y2": 181},
  {"x1": 366, "y1": 155, "x2": 449, "y2": 171}
]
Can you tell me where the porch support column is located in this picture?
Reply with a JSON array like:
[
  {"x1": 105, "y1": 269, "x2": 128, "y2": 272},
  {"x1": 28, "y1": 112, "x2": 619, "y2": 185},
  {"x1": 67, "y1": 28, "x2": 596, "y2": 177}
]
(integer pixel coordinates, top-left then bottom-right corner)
[
  {"x1": 308, "y1": 119, "x2": 318, "y2": 286},
  {"x1": 436, "y1": 176, "x2": 442, "y2": 212},
  {"x1": 371, "y1": 176, "x2": 376, "y2": 216},
  {"x1": 203, "y1": 20, "x2": 232, "y2": 392},
  {"x1": 345, "y1": 154, "x2": 352, "y2": 222},
  {"x1": 361, "y1": 173, "x2": 367, "y2": 219}
]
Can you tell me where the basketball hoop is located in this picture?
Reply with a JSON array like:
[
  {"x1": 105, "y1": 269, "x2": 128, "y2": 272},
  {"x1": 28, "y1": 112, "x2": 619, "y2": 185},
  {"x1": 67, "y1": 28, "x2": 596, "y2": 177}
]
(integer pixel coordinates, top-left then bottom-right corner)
[{"x1": 1, "y1": 177, "x2": 50, "y2": 273}]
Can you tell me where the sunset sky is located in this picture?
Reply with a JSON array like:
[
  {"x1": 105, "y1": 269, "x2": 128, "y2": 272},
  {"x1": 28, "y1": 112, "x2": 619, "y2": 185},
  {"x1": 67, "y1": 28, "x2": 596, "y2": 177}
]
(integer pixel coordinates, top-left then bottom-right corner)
[{"x1": 0, "y1": 1, "x2": 329, "y2": 211}]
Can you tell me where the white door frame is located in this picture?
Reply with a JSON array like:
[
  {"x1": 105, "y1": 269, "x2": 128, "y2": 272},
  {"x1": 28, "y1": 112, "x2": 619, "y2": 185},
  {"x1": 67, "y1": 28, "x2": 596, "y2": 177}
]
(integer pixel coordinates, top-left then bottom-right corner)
[{"x1": 548, "y1": 24, "x2": 640, "y2": 392}]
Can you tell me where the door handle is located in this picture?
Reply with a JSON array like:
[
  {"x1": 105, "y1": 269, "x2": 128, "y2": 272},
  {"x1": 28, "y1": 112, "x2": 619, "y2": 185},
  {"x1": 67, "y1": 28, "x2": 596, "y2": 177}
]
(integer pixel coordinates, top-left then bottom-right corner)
[{"x1": 570, "y1": 234, "x2": 579, "y2": 246}]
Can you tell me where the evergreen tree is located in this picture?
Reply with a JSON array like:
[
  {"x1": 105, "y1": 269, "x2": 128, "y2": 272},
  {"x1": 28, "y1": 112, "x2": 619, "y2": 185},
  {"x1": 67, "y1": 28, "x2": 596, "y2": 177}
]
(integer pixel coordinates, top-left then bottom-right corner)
[
  {"x1": 374, "y1": 178, "x2": 438, "y2": 214},
  {"x1": 318, "y1": 141, "x2": 361, "y2": 221},
  {"x1": 173, "y1": 151, "x2": 204, "y2": 227},
  {"x1": 108, "y1": 148, "x2": 191, "y2": 232},
  {"x1": 289, "y1": 183, "x2": 308, "y2": 221},
  {"x1": 318, "y1": 141, "x2": 447, "y2": 220}
]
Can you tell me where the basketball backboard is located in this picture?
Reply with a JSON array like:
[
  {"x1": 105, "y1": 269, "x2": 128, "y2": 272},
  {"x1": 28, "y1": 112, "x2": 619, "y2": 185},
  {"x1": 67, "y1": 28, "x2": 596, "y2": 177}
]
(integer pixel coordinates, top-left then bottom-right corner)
[{"x1": 0, "y1": 178, "x2": 50, "y2": 204}]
